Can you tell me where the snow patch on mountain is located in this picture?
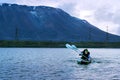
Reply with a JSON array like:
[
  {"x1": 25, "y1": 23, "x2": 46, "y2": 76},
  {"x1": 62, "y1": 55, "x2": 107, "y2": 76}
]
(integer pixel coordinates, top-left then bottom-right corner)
[
  {"x1": 8, "y1": 4, "x2": 11, "y2": 6},
  {"x1": 82, "y1": 20, "x2": 87, "y2": 23},
  {"x1": 0, "y1": 3, "x2": 3, "y2": 6},
  {"x1": 33, "y1": 6, "x2": 36, "y2": 10},
  {"x1": 30, "y1": 11, "x2": 37, "y2": 17}
]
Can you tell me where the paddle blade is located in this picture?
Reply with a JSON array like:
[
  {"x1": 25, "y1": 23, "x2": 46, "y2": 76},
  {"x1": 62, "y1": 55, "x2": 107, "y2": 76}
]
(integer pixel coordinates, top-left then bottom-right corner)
[
  {"x1": 71, "y1": 45, "x2": 78, "y2": 50},
  {"x1": 65, "y1": 44, "x2": 72, "y2": 49},
  {"x1": 65, "y1": 43, "x2": 82, "y2": 55}
]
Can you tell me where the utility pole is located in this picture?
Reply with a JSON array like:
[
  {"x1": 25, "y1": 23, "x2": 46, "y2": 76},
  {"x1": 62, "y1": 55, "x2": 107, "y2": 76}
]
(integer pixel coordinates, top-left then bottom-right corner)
[
  {"x1": 89, "y1": 27, "x2": 92, "y2": 42},
  {"x1": 106, "y1": 26, "x2": 109, "y2": 42},
  {"x1": 15, "y1": 27, "x2": 19, "y2": 41}
]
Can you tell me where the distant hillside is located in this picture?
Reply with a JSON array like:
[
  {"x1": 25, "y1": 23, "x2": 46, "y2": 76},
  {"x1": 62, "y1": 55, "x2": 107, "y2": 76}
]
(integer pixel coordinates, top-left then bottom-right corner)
[{"x1": 0, "y1": 3, "x2": 120, "y2": 42}]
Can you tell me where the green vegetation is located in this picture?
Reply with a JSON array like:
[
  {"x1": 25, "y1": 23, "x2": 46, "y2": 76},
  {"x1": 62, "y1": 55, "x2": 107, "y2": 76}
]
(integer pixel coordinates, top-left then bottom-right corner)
[{"x1": 0, "y1": 40, "x2": 120, "y2": 48}]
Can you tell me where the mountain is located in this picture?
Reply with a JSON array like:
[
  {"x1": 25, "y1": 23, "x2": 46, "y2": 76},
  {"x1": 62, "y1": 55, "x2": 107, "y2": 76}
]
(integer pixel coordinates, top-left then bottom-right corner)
[{"x1": 0, "y1": 3, "x2": 120, "y2": 42}]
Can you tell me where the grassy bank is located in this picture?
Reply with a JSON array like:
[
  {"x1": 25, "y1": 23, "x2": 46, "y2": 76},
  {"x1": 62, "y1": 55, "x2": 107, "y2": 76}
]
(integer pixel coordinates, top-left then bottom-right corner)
[{"x1": 0, "y1": 40, "x2": 120, "y2": 48}]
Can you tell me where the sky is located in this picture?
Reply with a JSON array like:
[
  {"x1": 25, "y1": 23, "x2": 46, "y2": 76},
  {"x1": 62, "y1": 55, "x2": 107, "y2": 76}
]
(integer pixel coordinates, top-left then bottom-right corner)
[{"x1": 0, "y1": 0, "x2": 120, "y2": 36}]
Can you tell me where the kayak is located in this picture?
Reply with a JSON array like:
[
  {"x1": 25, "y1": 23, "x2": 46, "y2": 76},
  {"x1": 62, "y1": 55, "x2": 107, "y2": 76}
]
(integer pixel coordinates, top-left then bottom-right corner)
[
  {"x1": 77, "y1": 58, "x2": 92, "y2": 64},
  {"x1": 65, "y1": 43, "x2": 92, "y2": 64}
]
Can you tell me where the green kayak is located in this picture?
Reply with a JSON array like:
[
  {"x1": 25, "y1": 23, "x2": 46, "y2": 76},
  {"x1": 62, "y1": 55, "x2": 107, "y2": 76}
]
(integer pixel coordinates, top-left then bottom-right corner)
[{"x1": 77, "y1": 58, "x2": 92, "y2": 64}]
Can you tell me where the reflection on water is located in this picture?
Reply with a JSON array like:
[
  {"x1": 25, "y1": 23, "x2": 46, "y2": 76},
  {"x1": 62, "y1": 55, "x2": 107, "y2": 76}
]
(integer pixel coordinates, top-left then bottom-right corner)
[{"x1": 0, "y1": 48, "x2": 120, "y2": 80}]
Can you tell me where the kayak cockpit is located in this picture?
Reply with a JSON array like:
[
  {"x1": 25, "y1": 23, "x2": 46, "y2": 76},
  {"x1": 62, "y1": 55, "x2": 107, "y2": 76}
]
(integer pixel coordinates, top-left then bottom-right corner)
[{"x1": 77, "y1": 58, "x2": 92, "y2": 64}]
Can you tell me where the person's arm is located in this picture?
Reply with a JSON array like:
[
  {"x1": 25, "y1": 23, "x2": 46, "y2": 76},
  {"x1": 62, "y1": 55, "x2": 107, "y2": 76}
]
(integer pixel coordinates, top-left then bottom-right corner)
[{"x1": 88, "y1": 52, "x2": 90, "y2": 60}]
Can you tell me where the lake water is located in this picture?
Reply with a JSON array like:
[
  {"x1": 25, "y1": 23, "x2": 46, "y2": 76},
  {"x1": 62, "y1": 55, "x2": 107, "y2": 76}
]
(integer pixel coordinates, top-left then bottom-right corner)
[{"x1": 0, "y1": 48, "x2": 120, "y2": 80}]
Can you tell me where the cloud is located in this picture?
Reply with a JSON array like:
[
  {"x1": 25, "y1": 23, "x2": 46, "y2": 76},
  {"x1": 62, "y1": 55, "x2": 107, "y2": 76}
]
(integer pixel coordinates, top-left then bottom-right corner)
[
  {"x1": 93, "y1": 4, "x2": 120, "y2": 35},
  {"x1": 58, "y1": 2, "x2": 77, "y2": 16},
  {"x1": 94, "y1": 5, "x2": 113, "y2": 22},
  {"x1": 0, "y1": 0, "x2": 17, "y2": 3}
]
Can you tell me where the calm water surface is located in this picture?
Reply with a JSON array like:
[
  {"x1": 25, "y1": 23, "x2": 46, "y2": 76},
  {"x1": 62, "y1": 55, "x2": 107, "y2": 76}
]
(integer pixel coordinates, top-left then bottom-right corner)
[{"x1": 0, "y1": 48, "x2": 120, "y2": 80}]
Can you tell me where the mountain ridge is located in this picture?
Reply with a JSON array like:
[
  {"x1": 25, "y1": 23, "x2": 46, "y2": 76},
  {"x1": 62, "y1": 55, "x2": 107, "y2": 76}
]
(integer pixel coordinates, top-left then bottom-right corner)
[{"x1": 0, "y1": 3, "x2": 120, "y2": 42}]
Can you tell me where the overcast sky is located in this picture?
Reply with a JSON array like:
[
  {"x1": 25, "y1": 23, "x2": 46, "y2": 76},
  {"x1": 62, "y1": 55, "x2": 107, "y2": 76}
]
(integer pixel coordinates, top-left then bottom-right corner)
[{"x1": 0, "y1": 0, "x2": 120, "y2": 35}]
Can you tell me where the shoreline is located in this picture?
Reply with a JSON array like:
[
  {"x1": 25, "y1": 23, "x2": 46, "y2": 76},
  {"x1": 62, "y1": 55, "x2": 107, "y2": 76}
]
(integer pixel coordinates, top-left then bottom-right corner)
[{"x1": 0, "y1": 40, "x2": 120, "y2": 48}]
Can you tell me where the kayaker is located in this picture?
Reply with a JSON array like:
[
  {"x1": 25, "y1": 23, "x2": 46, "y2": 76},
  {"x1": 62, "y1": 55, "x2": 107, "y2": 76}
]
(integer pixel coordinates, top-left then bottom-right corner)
[{"x1": 80, "y1": 49, "x2": 90, "y2": 60}]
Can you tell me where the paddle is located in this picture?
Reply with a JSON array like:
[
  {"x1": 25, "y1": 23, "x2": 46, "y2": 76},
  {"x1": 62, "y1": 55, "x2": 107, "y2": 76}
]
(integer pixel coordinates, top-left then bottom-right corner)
[
  {"x1": 65, "y1": 43, "x2": 91, "y2": 60},
  {"x1": 65, "y1": 43, "x2": 82, "y2": 55}
]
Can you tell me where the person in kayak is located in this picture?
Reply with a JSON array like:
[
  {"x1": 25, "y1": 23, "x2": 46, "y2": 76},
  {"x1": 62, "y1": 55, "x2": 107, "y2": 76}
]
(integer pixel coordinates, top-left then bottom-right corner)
[{"x1": 79, "y1": 49, "x2": 90, "y2": 60}]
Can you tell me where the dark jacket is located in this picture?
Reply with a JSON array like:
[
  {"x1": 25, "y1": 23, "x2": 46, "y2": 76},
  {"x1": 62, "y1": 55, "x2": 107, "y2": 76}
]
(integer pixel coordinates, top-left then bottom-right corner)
[{"x1": 81, "y1": 50, "x2": 90, "y2": 60}]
